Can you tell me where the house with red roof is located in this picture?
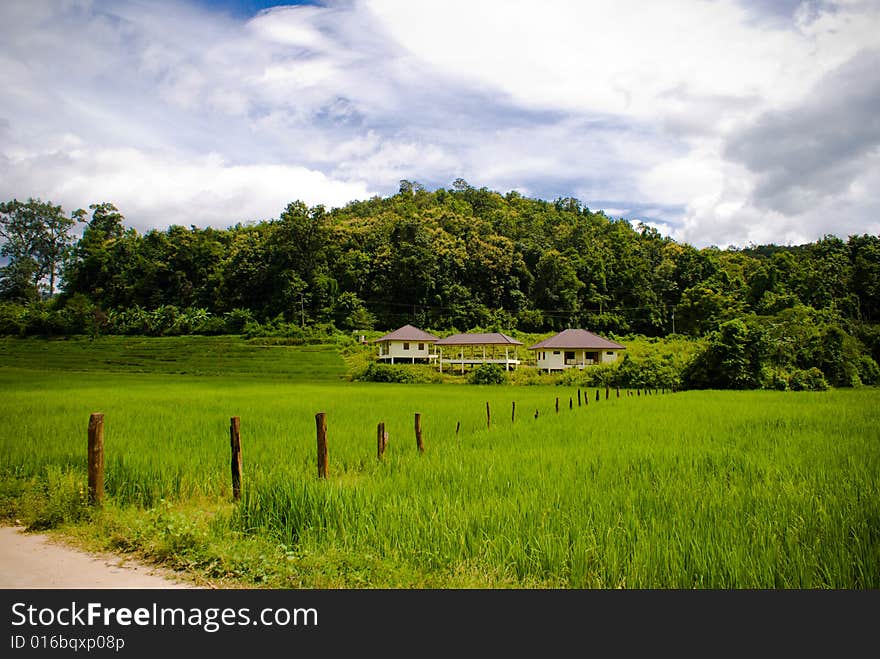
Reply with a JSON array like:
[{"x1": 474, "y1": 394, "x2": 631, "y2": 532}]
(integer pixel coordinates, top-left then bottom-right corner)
[
  {"x1": 434, "y1": 332, "x2": 524, "y2": 373},
  {"x1": 372, "y1": 324, "x2": 439, "y2": 364},
  {"x1": 528, "y1": 328, "x2": 625, "y2": 372}
]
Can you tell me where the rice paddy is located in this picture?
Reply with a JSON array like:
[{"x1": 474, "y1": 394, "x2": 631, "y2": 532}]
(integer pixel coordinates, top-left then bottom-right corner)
[{"x1": 1, "y1": 337, "x2": 878, "y2": 588}]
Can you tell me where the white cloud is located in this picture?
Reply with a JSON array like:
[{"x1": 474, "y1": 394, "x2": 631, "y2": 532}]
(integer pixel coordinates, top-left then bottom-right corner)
[
  {"x1": 365, "y1": 0, "x2": 824, "y2": 117},
  {"x1": 0, "y1": 144, "x2": 375, "y2": 232},
  {"x1": 247, "y1": 5, "x2": 334, "y2": 50},
  {"x1": 0, "y1": 0, "x2": 878, "y2": 247}
]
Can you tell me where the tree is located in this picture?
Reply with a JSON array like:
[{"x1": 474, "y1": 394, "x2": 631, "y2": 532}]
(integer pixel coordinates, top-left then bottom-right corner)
[
  {"x1": 532, "y1": 250, "x2": 582, "y2": 328},
  {"x1": 0, "y1": 257, "x2": 39, "y2": 302},
  {"x1": 0, "y1": 198, "x2": 78, "y2": 299},
  {"x1": 684, "y1": 318, "x2": 766, "y2": 389},
  {"x1": 452, "y1": 178, "x2": 471, "y2": 192},
  {"x1": 65, "y1": 203, "x2": 136, "y2": 307},
  {"x1": 849, "y1": 234, "x2": 880, "y2": 321},
  {"x1": 398, "y1": 180, "x2": 425, "y2": 195}
]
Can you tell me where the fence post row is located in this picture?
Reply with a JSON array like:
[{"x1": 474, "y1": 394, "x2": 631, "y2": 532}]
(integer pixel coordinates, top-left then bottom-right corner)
[
  {"x1": 87, "y1": 413, "x2": 105, "y2": 507},
  {"x1": 98, "y1": 381, "x2": 677, "y2": 496}
]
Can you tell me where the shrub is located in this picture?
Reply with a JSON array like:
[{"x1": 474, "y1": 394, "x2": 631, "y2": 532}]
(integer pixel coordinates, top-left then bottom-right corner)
[
  {"x1": 225, "y1": 308, "x2": 256, "y2": 334},
  {"x1": 0, "y1": 302, "x2": 27, "y2": 335},
  {"x1": 356, "y1": 362, "x2": 442, "y2": 384},
  {"x1": 507, "y1": 367, "x2": 552, "y2": 386},
  {"x1": 468, "y1": 363, "x2": 507, "y2": 385},
  {"x1": 856, "y1": 355, "x2": 879, "y2": 385},
  {"x1": 789, "y1": 367, "x2": 829, "y2": 391},
  {"x1": 760, "y1": 365, "x2": 790, "y2": 391},
  {"x1": 557, "y1": 363, "x2": 618, "y2": 388},
  {"x1": 19, "y1": 466, "x2": 90, "y2": 530}
]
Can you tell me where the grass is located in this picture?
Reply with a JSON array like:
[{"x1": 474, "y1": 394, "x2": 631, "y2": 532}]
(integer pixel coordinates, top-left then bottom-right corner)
[
  {"x1": 1, "y1": 336, "x2": 878, "y2": 588},
  {"x1": 0, "y1": 335, "x2": 347, "y2": 380}
]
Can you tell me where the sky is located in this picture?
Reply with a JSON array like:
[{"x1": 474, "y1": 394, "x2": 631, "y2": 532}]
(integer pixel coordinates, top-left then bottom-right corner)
[{"x1": 1, "y1": 0, "x2": 878, "y2": 248}]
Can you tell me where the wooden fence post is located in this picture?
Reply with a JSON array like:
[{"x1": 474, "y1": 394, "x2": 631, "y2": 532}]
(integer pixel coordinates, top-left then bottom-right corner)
[
  {"x1": 87, "y1": 413, "x2": 104, "y2": 507},
  {"x1": 230, "y1": 416, "x2": 242, "y2": 501},
  {"x1": 455, "y1": 420, "x2": 461, "y2": 436},
  {"x1": 596, "y1": 389, "x2": 600, "y2": 402},
  {"x1": 511, "y1": 401, "x2": 516, "y2": 423},
  {"x1": 316, "y1": 412, "x2": 328, "y2": 478},
  {"x1": 616, "y1": 387, "x2": 620, "y2": 398},
  {"x1": 415, "y1": 413, "x2": 424, "y2": 453},
  {"x1": 578, "y1": 389, "x2": 582, "y2": 407},
  {"x1": 486, "y1": 401, "x2": 491, "y2": 430},
  {"x1": 555, "y1": 397, "x2": 559, "y2": 413},
  {"x1": 606, "y1": 386, "x2": 610, "y2": 400},
  {"x1": 569, "y1": 397, "x2": 573, "y2": 410},
  {"x1": 377, "y1": 422, "x2": 386, "y2": 460}
]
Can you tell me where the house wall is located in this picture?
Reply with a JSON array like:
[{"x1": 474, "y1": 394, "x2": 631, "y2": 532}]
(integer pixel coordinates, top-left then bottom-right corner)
[
  {"x1": 535, "y1": 349, "x2": 567, "y2": 371},
  {"x1": 378, "y1": 340, "x2": 432, "y2": 360},
  {"x1": 533, "y1": 348, "x2": 622, "y2": 370},
  {"x1": 601, "y1": 350, "x2": 620, "y2": 364}
]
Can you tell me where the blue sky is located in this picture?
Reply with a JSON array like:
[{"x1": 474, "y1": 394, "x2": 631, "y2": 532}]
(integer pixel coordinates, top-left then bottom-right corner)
[
  {"x1": 1, "y1": 0, "x2": 878, "y2": 247},
  {"x1": 193, "y1": 0, "x2": 315, "y2": 17}
]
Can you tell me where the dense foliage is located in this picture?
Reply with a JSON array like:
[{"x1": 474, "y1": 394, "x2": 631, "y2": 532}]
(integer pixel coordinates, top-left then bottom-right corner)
[{"x1": 2, "y1": 183, "x2": 879, "y2": 389}]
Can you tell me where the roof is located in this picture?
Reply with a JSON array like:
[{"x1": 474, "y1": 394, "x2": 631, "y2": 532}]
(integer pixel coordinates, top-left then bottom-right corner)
[
  {"x1": 435, "y1": 332, "x2": 524, "y2": 346},
  {"x1": 373, "y1": 324, "x2": 439, "y2": 343},
  {"x1": 528, "y1": 328, "x2": 626, "y2": 351}
]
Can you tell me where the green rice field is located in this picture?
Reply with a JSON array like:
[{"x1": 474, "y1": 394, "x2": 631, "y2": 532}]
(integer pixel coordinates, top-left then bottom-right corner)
[{"x1": 1, "y1": 336, "x2": 878, "y2": 588}]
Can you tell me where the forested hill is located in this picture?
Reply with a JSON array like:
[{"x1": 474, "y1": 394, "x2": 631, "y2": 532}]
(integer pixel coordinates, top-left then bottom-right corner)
[{"x1": 2, "y1": 182, "x2": 879, "y2": 341}]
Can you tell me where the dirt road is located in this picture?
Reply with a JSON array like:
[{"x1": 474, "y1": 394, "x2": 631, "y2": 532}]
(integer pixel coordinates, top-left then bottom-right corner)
[{"x1": 0, "y1": 526, "x2": 195, "y2": 589}]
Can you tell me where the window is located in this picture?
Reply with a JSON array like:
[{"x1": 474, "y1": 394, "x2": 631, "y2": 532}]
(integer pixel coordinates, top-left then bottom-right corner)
[
  {"x1": 606, "y1": 351, "x2": 614, "y2": 356},
  {"x1": 418, "y1": 343, "x2": 424, "y2": 351},
  {"x1": 565, "y1": 351, "x2": 575, "y2": 361},
  {"x1": 553, "y1": 350, "x2": 561, "y2": 355},
  {"x1": 403, "y1": 342, "x2": 410, "y2": 350}
]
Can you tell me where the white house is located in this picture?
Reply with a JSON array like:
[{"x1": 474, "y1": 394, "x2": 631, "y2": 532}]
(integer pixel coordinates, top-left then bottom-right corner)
[
  {"x1": 434, "y1": 332, "x2": 523, "y2": 372},
  {"x1": 528, "y1": 329, "x2": 625, "y2": 372},
  {"x1": 373, "y1": 324, "x2": 439, "y2": 364}
]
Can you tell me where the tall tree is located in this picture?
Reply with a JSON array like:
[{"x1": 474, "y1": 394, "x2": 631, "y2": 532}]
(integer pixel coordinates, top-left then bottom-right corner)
[
  {"x1": 0, "y1": 197, "x2": 78, "y2": 299},
  {"x1": 64, "y1": 202, "x2": 128, "y2": 305}
]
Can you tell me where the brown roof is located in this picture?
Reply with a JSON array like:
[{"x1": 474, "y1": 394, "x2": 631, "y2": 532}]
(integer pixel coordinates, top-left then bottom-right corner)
[
  {"x1": 373, "y1": 324, "x2": 439, "y2": 343},
  {"x1": 435, "y1": 332, "x2": 523, "y2": 346},
  {"x1": 528, "y1": 329, "x2": 625, "y2": 351}
]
